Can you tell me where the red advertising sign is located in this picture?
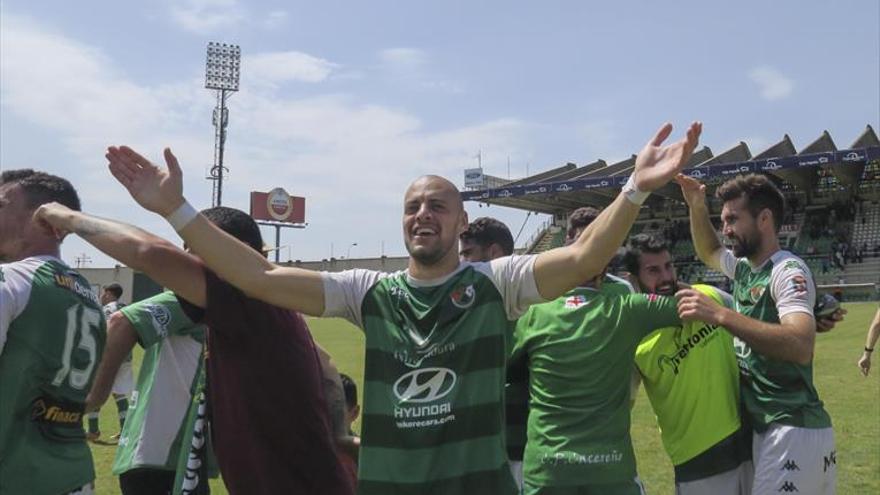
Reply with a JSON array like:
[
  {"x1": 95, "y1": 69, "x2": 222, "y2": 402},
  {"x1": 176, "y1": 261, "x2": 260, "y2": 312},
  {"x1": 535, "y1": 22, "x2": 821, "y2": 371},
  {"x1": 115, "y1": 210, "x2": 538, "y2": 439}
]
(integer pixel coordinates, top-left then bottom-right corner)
[{"x1": 250, "y1": 188, "x2": 305, "y2": 223}]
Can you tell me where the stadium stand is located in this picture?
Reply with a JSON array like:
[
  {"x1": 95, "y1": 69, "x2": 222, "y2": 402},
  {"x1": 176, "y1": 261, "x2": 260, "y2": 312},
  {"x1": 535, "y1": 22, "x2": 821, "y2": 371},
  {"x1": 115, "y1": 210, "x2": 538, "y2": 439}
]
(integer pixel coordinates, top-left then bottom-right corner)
[{"x1": 462, "y1": 125, "x2": 880, "y2": 300}]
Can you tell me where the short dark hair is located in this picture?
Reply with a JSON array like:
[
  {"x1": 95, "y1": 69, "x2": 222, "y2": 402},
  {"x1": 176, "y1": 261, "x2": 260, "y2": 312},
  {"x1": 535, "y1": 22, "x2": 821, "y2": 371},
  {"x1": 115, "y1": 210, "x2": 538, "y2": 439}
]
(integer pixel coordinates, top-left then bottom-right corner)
[
  {"x1": 340, "y1": 373, "x2": 358, "y2": 408},
  {"x1": 0, "y1": 169, "x2": 81, "y2": 212},
  {"x1": 200, "y1": 207, "x2": 264, "y2": 254},
  {"x1": 622, "y1": 233, "x2": 670, "y2": 275},
  {"x1": 567, "y1": 207, "x2": 601, "y2": 240},
  {"x1": 459, "y1": 217, "x2": 514, "y2": 256},
  {"x1": 716, "y1": 174, "x2": 785, "y2": 233},
  {"x1": 103, "y1": 283, "x2": 123, "y2": 299}
]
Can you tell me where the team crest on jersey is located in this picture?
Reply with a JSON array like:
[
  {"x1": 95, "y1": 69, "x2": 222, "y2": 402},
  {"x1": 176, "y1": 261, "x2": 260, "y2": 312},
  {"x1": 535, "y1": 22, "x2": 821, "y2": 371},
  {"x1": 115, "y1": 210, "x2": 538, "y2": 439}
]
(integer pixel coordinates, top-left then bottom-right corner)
[
  {"x1": 790, "y1": 275, "x2": 808, "y2": 295},
  {"x1": 145, "y1": 303, "x2": 172, "y2": 337},
  {"x1": 564, "y1": 295, "x2": 587, "y2": 308},
  {"x1": 450, "y1": 284, "x2": 475, "y2": 309},
  {"x1": 749, "y1": 285, "x2": 766, "y2": 303}
]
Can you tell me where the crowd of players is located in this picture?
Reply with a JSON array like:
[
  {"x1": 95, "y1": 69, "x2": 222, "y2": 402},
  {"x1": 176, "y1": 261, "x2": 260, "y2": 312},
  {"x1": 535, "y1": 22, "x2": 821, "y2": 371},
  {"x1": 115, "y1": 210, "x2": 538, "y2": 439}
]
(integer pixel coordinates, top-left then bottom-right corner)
[{"x1": 1, "y1": 121, "x2": 878, "y2": 495}]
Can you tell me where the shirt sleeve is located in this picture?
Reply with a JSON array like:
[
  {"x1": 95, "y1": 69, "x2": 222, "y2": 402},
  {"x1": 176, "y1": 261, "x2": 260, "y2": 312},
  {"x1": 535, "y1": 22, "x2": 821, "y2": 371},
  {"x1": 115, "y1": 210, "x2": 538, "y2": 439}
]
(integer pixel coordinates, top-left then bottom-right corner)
[
  {"x1": 0, "y1": 261, "x2": 39, "y2": 355},
  {"x1": 120, "y1": 291, "x2": 201, "y2": 348},
  {"x1": 719, "y1": 249, "x2": 738, "y2": 279},
  {"x1": 623, "y1": 293, "x2": 681, "y2": 337},
  {"x1": 770, "y1": 258, "x2": 816, "y2": 319},
  {"x1": 479, "y1": 255, "x2": 545, "y2": 320},
  {"x1": 321, "y1": 269, "x2": 388, "y2": 329}
]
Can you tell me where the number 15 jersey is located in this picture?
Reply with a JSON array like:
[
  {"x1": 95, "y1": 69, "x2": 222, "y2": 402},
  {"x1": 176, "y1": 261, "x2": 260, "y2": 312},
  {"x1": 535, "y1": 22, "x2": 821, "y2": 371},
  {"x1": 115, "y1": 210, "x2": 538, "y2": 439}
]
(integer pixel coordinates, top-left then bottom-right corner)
[{"x1": 0, "y1": 256, "x2": 106, "y2": 495}]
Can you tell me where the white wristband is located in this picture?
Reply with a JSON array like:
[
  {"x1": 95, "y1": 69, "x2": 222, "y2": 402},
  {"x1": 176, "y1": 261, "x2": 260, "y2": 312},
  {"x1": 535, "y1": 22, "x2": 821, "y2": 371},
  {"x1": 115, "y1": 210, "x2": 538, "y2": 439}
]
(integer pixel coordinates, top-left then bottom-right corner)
[
  {"x1": 165, "y1": 200, "x2": 198, "y2": 232},
  {"x1": 622, "y1": 175, "x2": 650, "y2": 205}
]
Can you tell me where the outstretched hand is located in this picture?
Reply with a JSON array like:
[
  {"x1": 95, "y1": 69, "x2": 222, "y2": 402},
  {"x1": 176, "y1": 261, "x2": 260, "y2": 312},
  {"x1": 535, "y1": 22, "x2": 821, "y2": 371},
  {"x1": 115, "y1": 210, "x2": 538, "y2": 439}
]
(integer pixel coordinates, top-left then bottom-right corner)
[
  {"x1": 675, "y1": 173, "x2": 708, "y2": 208},
  {"x1": 633, "y1": 122, "x2": 702, "y2": 192},
  {"x1": 106, "y1": 147, "x2": 186, "y2": 217}
]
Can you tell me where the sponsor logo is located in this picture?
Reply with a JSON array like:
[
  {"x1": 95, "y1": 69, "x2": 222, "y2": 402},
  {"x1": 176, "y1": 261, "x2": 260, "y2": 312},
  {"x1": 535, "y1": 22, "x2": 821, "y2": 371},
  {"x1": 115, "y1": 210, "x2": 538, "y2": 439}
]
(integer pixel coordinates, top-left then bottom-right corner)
[
  {"x1": 564, "y1": 294, "x2": 588, "y2": 309},
  {"x1": 555, "y1": 184, "x2": 572, "y2": 192},
  {"x1": 266, "y1": 187, "x2": 293, "y2": 221},
  {"x1": 687, "y1": 169, "x2": 706, "y2": 179},
  {"x1": 823, "y1": 450, "x2": 837, "y2": 472},
  {"x1": 778, "y1": 481, "x2": 799, "y2": 492},
  {"x1": 783, "y1": 260, "x2": 804, "y2": 271},
  {"x1": 394, "y1": 343, "x2": 456, "y2": 368},
  {"x1": 524, "y1": 186, "x2": 547, "y2": 195},
  {"x1": 145, "y1": 303, "x2": 172, "y2": 338},
  {"x1": 31, "y1": 399, "x2": 82, "y2": 425},
  {"x1": 600, "y1": 180, "x2": 609, "y2": 187},
  {"x1": 734, "y1": 336, "x2": 752, "y2": 360},
  {"x1": 540, "y1": 449, "x2": 624, "y2": 466},
  {"x1": 394, "y1": 367, "x2": 457, "y2": 403},
  {"x1": 657, "y1": 324, "x2": 720, "y2": 375},
  {"x1": 762, "y1": 160, "x2": 781, "y2": 171},
  {"x1": 843, "y1": 151, "x2": 860, "y2": 161},
  {"x1": 817, "y1": 156, "x2": 829, "y2": 164},
  {"x1": 497, "y1": 189, "x2": 513, "y2": 198},
  {"x1": 450, "y1": 284, "x2": 476, "y2": 309},
  {"x1": 465, "y1": 171, "x2": 482, "y2": 180},
  {"x1": 54, "y1": 274, "x2": 100, "y2": 306},
  {"x1": 781, "y1": 459, "x2": 800, "y2": 471},
  {"x1": 393, "y1": 368, "x2": 457, "y2": 428}
]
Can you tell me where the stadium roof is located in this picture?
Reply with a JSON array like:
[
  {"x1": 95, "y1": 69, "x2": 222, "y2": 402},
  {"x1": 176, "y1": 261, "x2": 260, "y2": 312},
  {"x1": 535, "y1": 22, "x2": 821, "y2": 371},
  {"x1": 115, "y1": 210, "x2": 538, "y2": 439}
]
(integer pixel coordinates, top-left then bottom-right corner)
[{"x1": 461, "y1": 125, "x2": 880, "y2": 215}]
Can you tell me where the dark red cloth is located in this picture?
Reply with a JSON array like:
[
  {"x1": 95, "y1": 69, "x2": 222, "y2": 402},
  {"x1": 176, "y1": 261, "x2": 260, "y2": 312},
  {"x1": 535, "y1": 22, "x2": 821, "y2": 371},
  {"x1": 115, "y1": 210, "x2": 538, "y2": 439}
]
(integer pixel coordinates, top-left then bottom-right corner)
[{"x1": 181, "y1": 268, "x2": 353, "y2": 495}]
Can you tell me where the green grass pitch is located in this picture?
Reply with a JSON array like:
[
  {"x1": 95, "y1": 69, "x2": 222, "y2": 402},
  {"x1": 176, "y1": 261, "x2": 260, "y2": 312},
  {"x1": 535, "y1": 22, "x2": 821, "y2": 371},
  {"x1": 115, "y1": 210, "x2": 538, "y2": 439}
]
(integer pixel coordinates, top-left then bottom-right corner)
[{"x1": 88, "y1": 302, "x2": 879, "y2": 494}]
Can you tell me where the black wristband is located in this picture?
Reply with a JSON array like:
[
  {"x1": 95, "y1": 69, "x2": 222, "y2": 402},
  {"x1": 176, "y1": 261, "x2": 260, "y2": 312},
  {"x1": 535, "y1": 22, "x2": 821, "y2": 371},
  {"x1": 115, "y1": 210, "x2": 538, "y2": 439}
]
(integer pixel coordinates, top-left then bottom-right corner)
[{"x1": 867, "y1": 347, "x2": 875, "y2": 353}]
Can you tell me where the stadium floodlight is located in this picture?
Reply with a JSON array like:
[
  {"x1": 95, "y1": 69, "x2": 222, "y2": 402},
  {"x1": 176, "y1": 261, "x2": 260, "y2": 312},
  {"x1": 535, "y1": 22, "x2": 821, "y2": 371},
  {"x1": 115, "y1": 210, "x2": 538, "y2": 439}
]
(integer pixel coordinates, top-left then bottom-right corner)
[
  {"x1": 205, "y1": 42, "x2": 241, "y2": 207},
  {"x1": 205, "y1": 42, "x2": 241, "y2": 91}
]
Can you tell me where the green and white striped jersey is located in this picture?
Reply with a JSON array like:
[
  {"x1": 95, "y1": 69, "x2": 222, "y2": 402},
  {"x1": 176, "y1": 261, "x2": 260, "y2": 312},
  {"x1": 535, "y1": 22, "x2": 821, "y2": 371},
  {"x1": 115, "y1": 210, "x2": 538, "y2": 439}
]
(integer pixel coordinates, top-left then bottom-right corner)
[
  {"x1": 112, "y1": 291, "x2": 206, "y2": 475},
  {"x1": 720, "y1": 249, "x2": 831, "y2": 431},
  {"x1": 0, "y1": 256, "x2": 106, "y2": 495},
  {"x1": 322, "y1": 256, "x2": 543, "y2": 495}
]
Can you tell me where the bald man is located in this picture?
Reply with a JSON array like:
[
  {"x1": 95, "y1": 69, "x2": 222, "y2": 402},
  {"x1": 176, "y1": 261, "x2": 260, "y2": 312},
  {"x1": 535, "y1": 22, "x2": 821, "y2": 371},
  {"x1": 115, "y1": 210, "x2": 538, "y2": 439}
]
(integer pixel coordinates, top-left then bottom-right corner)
[{"x1": 103, "y1": 121, "x2": 701, "y2": 495}]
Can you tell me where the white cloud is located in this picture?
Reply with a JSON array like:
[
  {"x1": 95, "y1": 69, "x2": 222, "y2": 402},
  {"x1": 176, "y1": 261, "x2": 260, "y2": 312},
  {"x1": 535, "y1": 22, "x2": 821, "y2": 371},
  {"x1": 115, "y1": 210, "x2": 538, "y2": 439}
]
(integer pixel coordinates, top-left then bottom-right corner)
[
  {"x1": 169, "y1": 0, "x2": 245, "y2": 35},
  {"x1": 748, "y1": 66, "x2": 794, "y2": 101},
  {"x1": 380, "y1": 48, "x2": 427, "y2": 69},
  {"x1": 244, "y1": 51, "x2": 337, "y2": 88},
  {"x1": 0, "y1": 14, "x2": 525, "y2": 263},
  {"x1": 262, "y1": 10, "x2": 289, "y2": 30},
  {"x1": 378, "y1": 47, "x2": 464, "y2": 94}
]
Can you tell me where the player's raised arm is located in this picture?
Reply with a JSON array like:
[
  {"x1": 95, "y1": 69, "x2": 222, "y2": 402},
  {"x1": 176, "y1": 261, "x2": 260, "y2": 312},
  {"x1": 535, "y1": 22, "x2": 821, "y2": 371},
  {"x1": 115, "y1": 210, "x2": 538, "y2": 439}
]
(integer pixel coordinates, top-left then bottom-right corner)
[
  {"x1": 106, "y1": 146, "x2": 326, "y2": 316},
  {"x1": 33, "y1": 202, "x2": 207, "y2": 308},
  {"x1": 677, "y1": 174, "x2": 725, "y2": 272},
  {"x1": 533, "y1": 121, "x2": 701, "y2": 300}
]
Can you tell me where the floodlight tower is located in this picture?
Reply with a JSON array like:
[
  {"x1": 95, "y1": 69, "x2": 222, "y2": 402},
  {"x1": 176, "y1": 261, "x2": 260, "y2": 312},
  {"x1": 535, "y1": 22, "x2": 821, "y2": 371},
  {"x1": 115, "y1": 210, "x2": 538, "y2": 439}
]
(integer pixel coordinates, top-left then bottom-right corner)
[{"x1": 205, "y1": 42, "x2": 241, "y2": 207}]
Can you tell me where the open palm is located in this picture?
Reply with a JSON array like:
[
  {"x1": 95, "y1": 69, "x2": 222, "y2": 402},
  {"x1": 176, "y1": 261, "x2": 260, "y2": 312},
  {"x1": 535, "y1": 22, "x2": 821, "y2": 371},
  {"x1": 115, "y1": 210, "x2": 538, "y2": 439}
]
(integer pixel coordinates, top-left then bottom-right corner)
[
  {"x1": 633, "y1": 122, "x2": 702, "y2": 192},
  {"x1": 106, "y1": 146, "x2": 186, "y2": 217}
]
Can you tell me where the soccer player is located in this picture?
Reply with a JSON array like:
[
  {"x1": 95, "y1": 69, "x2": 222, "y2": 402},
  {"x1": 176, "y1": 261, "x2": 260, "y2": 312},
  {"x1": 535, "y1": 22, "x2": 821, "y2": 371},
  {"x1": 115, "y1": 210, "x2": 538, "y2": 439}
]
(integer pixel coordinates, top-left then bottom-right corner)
[
  {"x1": 857, "y1": 307, "x2": 880, "y2": 376},
  {"x1": 0, "y1": 169, "x2": 105, "y2": 495},
  {"x1": 86, "y1": 289, "x2": 209, "y2": 494},
  {"x1": 34, "y1": 204, "x2": 354, "y2": 495},
  {"x1": 626, "y1": 233, "x2": 752, "y2": 494},
  {"x1": 105, "y1": 121, "x2": 701, "y2": 494},
  {"x1": 512, "y1": 209, "x2": 675, "y2": 495},
  {"x1": 85, "y1": 282, "x2": 132, "y2": 442},
  {"x1": 677, "y1": 173, "x2": 835, "y2": 495},
  {"x1": 459, "y1": 216, "x2": 528, "y2": 490}
]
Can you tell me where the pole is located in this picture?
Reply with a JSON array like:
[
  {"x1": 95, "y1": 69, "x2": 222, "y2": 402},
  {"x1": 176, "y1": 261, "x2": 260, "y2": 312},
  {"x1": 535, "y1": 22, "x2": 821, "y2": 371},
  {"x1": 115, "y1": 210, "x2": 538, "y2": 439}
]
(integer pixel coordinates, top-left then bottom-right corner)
[
  {"x1": 216, "y1": 89, "x2": 227, "y2": 206},
  {"x1": 275, "y1": 225, "x2": 281, "y2": 263}
]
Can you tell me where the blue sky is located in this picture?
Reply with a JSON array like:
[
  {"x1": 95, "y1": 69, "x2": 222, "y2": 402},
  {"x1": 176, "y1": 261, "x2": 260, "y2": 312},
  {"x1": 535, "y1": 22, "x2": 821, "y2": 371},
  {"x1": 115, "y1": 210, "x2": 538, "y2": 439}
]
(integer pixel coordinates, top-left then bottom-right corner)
[{"x1": 2, "y1": 0, "x2": 878, "y2": 266}]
